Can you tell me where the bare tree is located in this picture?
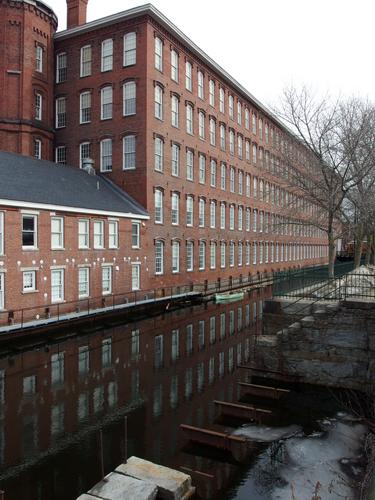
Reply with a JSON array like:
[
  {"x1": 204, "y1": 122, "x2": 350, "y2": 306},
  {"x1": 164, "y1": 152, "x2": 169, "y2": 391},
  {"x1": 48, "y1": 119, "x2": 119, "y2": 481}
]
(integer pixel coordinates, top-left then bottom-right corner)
[{"x1": 275, "y1": 87, "x2": 375, "y2": 277}]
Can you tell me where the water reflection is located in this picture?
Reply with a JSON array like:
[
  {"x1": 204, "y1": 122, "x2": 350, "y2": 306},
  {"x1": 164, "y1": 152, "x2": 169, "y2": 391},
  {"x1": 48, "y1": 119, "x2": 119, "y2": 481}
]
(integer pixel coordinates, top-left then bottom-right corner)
[{"x1": 0, "y1": 289, "x2": 267, "y2": 499}]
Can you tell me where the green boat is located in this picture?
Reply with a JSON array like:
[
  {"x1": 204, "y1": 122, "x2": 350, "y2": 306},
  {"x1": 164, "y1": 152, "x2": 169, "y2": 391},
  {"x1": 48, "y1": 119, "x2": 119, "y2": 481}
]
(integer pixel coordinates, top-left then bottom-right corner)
[{"x1": 214, "y1": 291, "x2": 244, "y2": 303}]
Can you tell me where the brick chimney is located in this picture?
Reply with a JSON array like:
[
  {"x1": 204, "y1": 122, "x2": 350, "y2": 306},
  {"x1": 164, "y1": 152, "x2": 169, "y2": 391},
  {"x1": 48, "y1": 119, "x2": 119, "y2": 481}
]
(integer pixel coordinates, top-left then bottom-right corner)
[{"x1": 67, "y1": 0, "x2": 88, "y2": 29}]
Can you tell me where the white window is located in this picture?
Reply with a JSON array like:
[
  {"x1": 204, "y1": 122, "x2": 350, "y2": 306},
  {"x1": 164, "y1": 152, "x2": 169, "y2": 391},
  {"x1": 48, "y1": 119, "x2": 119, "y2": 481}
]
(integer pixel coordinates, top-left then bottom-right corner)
[
  {"x1": 34, "y1": 139, "x2": 41, "y2": 160},
  {"x1": 246, "y1": 208, "x2": 251, "y2": 231},
  {"x1": 155, "y1": 36, "x2": 163, "y2": 71},
  {"x1": 51, "y1": 269, "x2": 64, "y2": 303},
  {"x1": 171, "y1": 143, "x2": 180, "y2": 176},
  {"x1": 155, "y1": 240, "x2": 164, "y2": 274},
  {"x1": 237, "y1": 101, "x2": 242, "y2": 125},
  {"x1": 238, "y1": 170, "x2": 243, "y2": 194},
  {"x1": 253, "y1": 209, "x2": 257, "y2": 232},
  {"x1": 78, "y1": 219, "x2": 89, "y2": 249},
  {"x1": 35, "y1": 45, "x2": 43, "y2": 72},
  {"x1": 220, "y1": 203, "x2": 226, "y2": 229},
  {"x1": 51, "y1": 217, "x2": 64, "y2": 249},
  {"x1": 197, "y1": 70, "x2": 204, "y2": 99},
  {"x1": 100, "y1": 138, "x2": 112, "y2": 172},
  {"x1": 0, "y1": 273, "x2": 4, "y2": 310},
  {"x1": 0, "y1": 213, "x2": 3, "y2": 255},
  {"x1": 80, "y1": 45, "x2": 92, "y2": 77},
  {"x1": 108, "y1": 220, "x2": 118, "y2": 248},
  {"x1": 80, "y1": 91, "x2": 91, "y2": 124},
  {"x1": 56, "y1": 52, "x2": 67, "y2": 83},
  {"x1": 171, "y1": 95, "x2": 179, "y2": 127},
  {"x1": 210, "y1": 242, "x2": 216, "y2": 269},
  {"x1": 100, "y1": 86, "x2": 113, "y2": 120},
  {"x1": 259, "y1": 118, "x2": 263, "y2": 140},
  {"x1": 186, "y1": 104, "x2": 193, "y2": 134},
  {"x1": 198, "y1": 198, "x2": 205, "y2": 227},
  {"x1": 154, "y1": 84, "x2": 163, "y2": 119},
  {"x1": 154, "y1": 189, "x2": 163, "y2": 223},
  {"x1": 186, "y1": 196, "x2": 194, "y2": 226},
  {"x1": 220, "y1": 242, "x2": 226, "y2": 268},
  {"x1": 186, "y1": 241, "x2": 194, "y2": 271},
  {"x1": 171, "y1": 193, "x2": 179, "y2": 225},
  {"x1": 246, "y1": 174, "x2": 251, "y2": 197},
  {"x1": 238, "y1": 135, "x2": 243, "y2": 158},
  {"x1": 210, "y1": 159, "x2": 217, "y2": 187},
  {"x1": 229, "y1": 129, "x2": 235, "y2": 155},
  {"x1": 238, "y1": 206, "x2": 243, "y2": 230},
  {"x1": 55, "y1": 97, "x2": 66, "y2": 128},
  {"x1": 245, "y1": 140, "x2": 250, "y2": 161},
  {"x1": 22, "y1": 214, "x2": 37, "y2": 248},
  {"x1": 220, "y1": 124, "x2": 225, "y2": 150},
  {"x1": 229, "y1": 242, "x2": 235, "y2": 267},
  {"x1": 238, "y1": 242, "x2": 243, "y2": 266},
  {"x1": 229, "y1": 205, "x2": 235, "y2": 230},
  {"x1": 220, "y1": 163, "x2": 226, "y2": 190},
  {"x1": 102, "y1": 266, "x2": 112, "y2": 295},
  {"x1": 123, "y1": 81, "x2": 136, "y2": 116},
  {"x1": 228, "y1": 95, "x2": 234, "y2": 119},
  {"x1": 210, "y1": 201, "x2": 216, "y2": 228},
  {"x1": 252, "y1": 112, "x2": 257, "y2": 134},
  {"x1": 132, "y1": 222, "x2": 140, "y2": 248},
  {"x1": 123, "y1": 135, "x2": 136, "y2": 170},
  {"x1": 198, "y1": 111, "x2": 205, "y2": 139},
  {"x1": 186, "y1": 149, "x2": 194, "y2": 180},
  {"x1": 245, "y1": 108, "x2": 250, "y2": 129},
  {"x1": 131, "y1": 263, "x2": 140, "y2": 290},
  {"x1": 171, "y1": 49, "x2": 179, "y2": 81},
  {"x1": 35, "y1": 92, "x2": 42, "y2": 120},
  {"x1": 209, "y1": 118, "x2": 216, "y2": 146},
  {"x1": 124, "y1": 32, "x2": 136, "y2": 66},
  {"x1": 199, "y1": 241, "x2": 206, "y2": 270},
  {"x1": 55, "y1": 144, "x2": 67, "y2": 165},
  {"x1": 209, "y1": 79, "x2": 215, "y2": 106},
  {"x1": 23, "y1": 271, "x2": 36, "y2": 292},
  {"x1": 246, "y1": 242, "x2": 251, "y2": 265},
  {"x1": 93, "y1": 221, "x2": 104, "y2": 249},
  {"x1": 101, "y1": 39, "x2": 113, "y2": 72},
  {"x1": 219, "y1": 87, "x2": 225, "y2": 113},
  {"x1": 185, "y1": 61, "x2": 192, "y2": 91},
  {"x1": 172, "y1": 241, "x2": 180, "y2": 273},
  {"x1": 253, "y1": 242, "x2": 257, "y2": 264},
  {"x1": 230, "y1": 167, "x2": 235, "y2": 192},
  {"x1": 154, "y1": 137, "x2": 163, "y2": 172},
  {"x1": 199, "y1": 154, "x2": 205, "y2": 183},
  {"x1": 78, "y1": 267, "x2": 89, "y2": 298}
]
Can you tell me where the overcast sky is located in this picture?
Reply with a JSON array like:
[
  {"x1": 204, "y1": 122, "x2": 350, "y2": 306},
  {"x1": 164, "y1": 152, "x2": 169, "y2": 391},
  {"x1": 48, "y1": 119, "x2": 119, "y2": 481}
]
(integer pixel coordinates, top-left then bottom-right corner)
[{"x1": 46, "y1": 0, "x2": 375, "y2": 108}]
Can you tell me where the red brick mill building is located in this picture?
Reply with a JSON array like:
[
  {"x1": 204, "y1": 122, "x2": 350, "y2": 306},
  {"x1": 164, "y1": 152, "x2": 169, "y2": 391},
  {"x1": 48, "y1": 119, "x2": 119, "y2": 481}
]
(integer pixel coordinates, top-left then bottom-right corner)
[{"x1": 0, "y1": 0, "x2": 328, "y2": 317}]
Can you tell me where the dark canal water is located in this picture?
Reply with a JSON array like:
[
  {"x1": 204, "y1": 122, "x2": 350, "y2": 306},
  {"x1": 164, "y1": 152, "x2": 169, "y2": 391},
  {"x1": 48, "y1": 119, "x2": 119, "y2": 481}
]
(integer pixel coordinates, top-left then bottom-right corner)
[{"x1": 0, "y1": 287, "x2": 354, "y2": 499}]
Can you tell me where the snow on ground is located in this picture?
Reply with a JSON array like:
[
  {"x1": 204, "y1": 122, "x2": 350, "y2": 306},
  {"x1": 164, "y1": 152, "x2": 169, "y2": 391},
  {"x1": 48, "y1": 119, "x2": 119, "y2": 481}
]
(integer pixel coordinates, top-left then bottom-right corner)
[{"x1": 232, "y1": 424, "x2": 302, "y2": 443}]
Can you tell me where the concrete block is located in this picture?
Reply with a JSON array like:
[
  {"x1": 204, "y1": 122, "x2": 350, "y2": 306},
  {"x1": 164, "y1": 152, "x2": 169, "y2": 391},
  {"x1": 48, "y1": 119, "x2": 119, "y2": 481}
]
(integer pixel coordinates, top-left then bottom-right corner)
[
  {"x1": 88, "y1": 471, "x2": 158, "y2": 500},
  {"x1": 76, "y1": 495, "x2": 98, "y2": 500},
  {"x1": 116, "y1": 457, "x2": 193, "y2": 500}
]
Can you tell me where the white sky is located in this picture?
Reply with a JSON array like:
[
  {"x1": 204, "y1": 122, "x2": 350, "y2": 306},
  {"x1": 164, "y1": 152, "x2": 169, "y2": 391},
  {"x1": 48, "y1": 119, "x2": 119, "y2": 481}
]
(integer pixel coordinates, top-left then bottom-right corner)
[{"x1": 46, "y1": 0, "x2": 375, "y2": 108}]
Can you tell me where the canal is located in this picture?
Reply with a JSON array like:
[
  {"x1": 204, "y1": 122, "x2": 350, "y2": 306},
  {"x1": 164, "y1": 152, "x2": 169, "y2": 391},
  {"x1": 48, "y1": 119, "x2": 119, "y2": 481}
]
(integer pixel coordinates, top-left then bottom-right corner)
[{"x1": 0, "y1": 285, "x2": 365, "y2": 499}]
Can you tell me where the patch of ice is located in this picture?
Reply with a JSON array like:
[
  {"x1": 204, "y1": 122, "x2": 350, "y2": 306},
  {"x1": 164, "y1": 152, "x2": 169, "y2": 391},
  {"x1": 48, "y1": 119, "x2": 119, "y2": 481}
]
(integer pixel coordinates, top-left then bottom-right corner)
[{"x1": 232, "y1": 424, "x2": 302, "y2": 443}]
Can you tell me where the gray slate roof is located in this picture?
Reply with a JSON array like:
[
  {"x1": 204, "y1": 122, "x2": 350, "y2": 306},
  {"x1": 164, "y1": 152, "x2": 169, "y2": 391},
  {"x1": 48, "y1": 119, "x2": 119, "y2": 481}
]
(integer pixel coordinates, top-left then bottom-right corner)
[{"x1": 0, "y1": 151, "x2": 148, "y2": 218}]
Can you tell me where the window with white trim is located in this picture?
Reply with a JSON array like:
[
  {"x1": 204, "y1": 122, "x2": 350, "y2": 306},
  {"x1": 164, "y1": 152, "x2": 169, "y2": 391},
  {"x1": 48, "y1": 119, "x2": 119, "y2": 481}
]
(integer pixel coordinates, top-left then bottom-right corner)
[
  {"x1": 209, "y1": 118, "x2": 216, "y2": 146},
  {"x1": 230, "y1": 166, "x2": 235, "y2": 193},
  {"x1": 198, "y1": 198, "x2": 205, "y2": 227},
  {"x1": 100, "y1": 138, "x2": 112, "y2": 172},
  {"x1": 219, "y1": 87, "x2": 225, "y2": 113},
  {"x1": 35, "y1": 93, "x2": 42, "y2": 120},
  {"x1": 79, "y1": 142, "x2": 91, "y2": 168},
  {"x1": 210, "y1": 242, "x2": 216, "y2": 269},
  {"x1": 198, "y1": 111, "x2": 205, "y2": 139},
  {"x1": 197, "y1": 70, "x2": 204, "y2": 99},
  {"x1": 108, "y1": 220, "x2": 118, "y2": 248},
  {"x1": 55, "y1": 97, "x2": 66, "y2": 128},
  {"x1": 229, "y1": 205, "x2": 235, "y2": 230},
  {"x1": 238, "y1": 206, "x2": 243, "y2": 231},
  {"x1": 171, "y1": 193, "x2": 179, "y2": 225},
  {"x1": 238, "y1": 170, "x2": 243, "y2": 194},
  {"x1": 252, "y1": 112, "x2": 257, "y2": 134},
  {"x1": 22, "y1": 214, "x2": 37, "y2": 248},
  {"x1": 186, "y1": 241, "x2": 194, "y2": 271},
  {"x1": 199, "y1": 241, "x2": 205, "y2": 270},
  {"x1": 80, "y1": 45, "x2": 92, "y2": 77},
  {"x1": 101, "y1": 39, "x2": 113, "y2": 72},
  {"x1": 186, "y1": 149, "x2": 194, "y2": 180},
  {"x1": 172, "y1": 241, "x2": 180, "y2": 273},
  {"x1": 245, "y1": 108, "x2": 250, "y2": 129},
  {"x1": 132, "y1": 222, "x2": 140, "y2": 248},
  {"x1": 220, "y1": 202, "x2": 225, "y2": 229},
  {"x1": 237, "y1": 101, "x2": 242, "y2": 125},
  {"x1": 78, "y1": 219, "x2": 89, "y2": 249},
  {"x1": 78, "y1": 267, "x2": 89, "y2": 298},
  {"x1": 186, "y1": 196, "x2": 193, "y2": 226},
  {"x1": 228, "y1": 95, "x2": 234, "y2": 119},
  {"x1": 123, "y1": 81, "x2": 136, "y2": 116},
  {"x1": 171, "y1": 95, "x2": 179, "y2": 127},
  {"x1": 238, "y1": 135, "x2": 243, "y2": 158},
  {"x1": 186, "y1": 103, "x2": 193, "y2": 134},
  {"x1": 210, "y1": 159, "x2": 216, "y2": 187},
  {"x1": 199, "y1": 154, "x2": 205, "y2": 183},
  {"x1": 102, "y1": 266, "x2": 112, "y2": 295},
  {"x1": 51, "y1": 217, "x2": 64, "y2": 249},
  {"x1": 51, "y1": 269, "x2": 64, "y2": 302},
  {"x1": 34, "y1": 139, "x2": 41, "y2": 160},
  {"x1": 0, "y1": 273, "x2": 4, "y2": 310},
  {"x1": 35, "y1": 45, "x2": 43, "y2": 72},
  {"x1": 123, "y1": 135, "x2": 136, "y2": 169},
  {"x1": 155, "y1": 240, "x2": 164, "y2": 274},
  {"x1": 246, "y1": 208, "x2": 251, "y2": 232},
  {"x1": 246, "y1": 174, "x2": 251, "y2": 197},
  {"x1": 171, "y1": 143, "x2": 180, "y2": 176},
  {"x1": 93, "y1": 221, "x2": 104, "y2": 249},
  {"x1": 131, "y1": 263, "x2": 140, "y2": 291},
  {"x1": 56, "y1": 52, "x2": 67, "y2": 83},
  {"x1": 154, "y1": 137, "x2": 163, "y2": 172},
  {"x1": 220, "y1": 123, "x2": 225, "y2": 150},
  {"x1": 154, "y1": 84, "x2": 163, "y2": 119},
  {"x1": 23, "y1": 271, "x2": 36, "y2": 292},
  {"x1": 245, "y1": 140, "x2": 250, "y2": 161},
  {"x1": 155, "y1": 36, "x2": 163, "y2": 71},
  {"x1": 185, "y1": 61, "x2": 192, "y2": 91},
  {"x1": 154, "y1": 189, "x2": 163, "y2": 223},
  {"x1": 210, "y1": 201, "x2": 216, "y2": 228},
  {"x1": 229, "y1": 129, "x2": 235, "y2": 155},
  {"x1": 220, "y1": 242, "x2": 226, "y2": 268},
  {"x1": 209, "y1": 79, "x2": 215, "y2": 106},
  {"x1": 220, "y1": 163, "x2": 226, "y2": 190},
  {"x1": 171, "y1": 49, "x2": 179, "y2": 81},
  {"x1": 80, "y1": 91, "x2": 91, "y2": 123},
  {"x1": 100, "y1": 86, "x2": 113, "y2": 120},
  {"x1": 245, "y1": 242, "x2": 251, "y2": 265},
  {"x1": 124, "y1": 32, "x2": 136, "y2": 66},
  {"x1": 238, "y1": 242, "x2": 243, "y2": 266}
]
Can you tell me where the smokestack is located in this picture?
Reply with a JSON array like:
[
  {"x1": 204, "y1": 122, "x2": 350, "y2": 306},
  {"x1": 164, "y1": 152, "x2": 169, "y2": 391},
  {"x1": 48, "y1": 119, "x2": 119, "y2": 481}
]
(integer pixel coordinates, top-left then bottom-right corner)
[{"x1": 66, "y1": 0, "x2": 88, "y2": 29}]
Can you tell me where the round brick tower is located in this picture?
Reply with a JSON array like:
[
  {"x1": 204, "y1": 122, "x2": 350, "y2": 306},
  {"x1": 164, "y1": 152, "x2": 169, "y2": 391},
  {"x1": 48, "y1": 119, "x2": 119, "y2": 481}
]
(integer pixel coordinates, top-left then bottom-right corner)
[{"x1": 0, "y1": 0, "x2": 58, "y2": 160}]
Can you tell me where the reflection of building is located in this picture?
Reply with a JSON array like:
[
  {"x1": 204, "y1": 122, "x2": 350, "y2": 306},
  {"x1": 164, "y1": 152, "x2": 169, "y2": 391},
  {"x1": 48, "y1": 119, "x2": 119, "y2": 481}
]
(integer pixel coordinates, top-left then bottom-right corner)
[
  {"x1": 0, "y1": 0, "x2": 328, "y2": 304},
  {"x1": 0, "y1": 291, "x2": 268, "y2": 499}
]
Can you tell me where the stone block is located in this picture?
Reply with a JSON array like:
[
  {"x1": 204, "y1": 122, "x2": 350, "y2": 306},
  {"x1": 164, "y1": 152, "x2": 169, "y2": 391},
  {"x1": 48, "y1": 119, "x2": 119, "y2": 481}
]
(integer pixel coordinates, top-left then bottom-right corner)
[
  {"x1": 76, "y1": 495, "x2": 98, "y2": 500},
  {"x1": 88, "y1": 471, "x2": 158, "y2": 500},
  {"x1": 116, "y1": 457, "x2": 194, "y2": 500}
]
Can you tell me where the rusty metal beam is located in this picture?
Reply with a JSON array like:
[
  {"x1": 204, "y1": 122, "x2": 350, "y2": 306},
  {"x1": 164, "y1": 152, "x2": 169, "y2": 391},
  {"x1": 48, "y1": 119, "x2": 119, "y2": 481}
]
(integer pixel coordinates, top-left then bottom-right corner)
[
  {"x1": 238, "y1": 381, "x2": 290, "y2": 400},
  {"x1": 213, "y1": 400, "x2": 272, "y2": 422}
]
